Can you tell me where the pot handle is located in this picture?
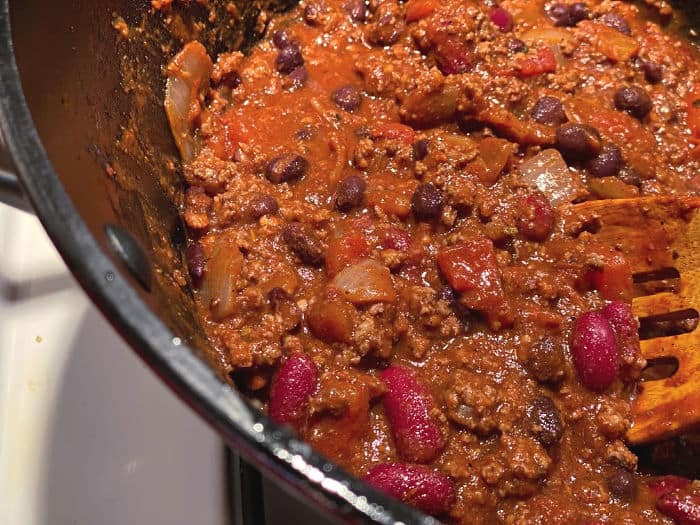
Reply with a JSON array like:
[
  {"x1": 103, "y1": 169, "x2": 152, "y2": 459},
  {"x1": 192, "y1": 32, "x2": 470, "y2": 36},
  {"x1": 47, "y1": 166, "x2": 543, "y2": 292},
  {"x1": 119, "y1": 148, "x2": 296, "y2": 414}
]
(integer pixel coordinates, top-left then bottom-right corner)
[{"x1": 0, "y1": 131, "x2": 32, "y2": 212}]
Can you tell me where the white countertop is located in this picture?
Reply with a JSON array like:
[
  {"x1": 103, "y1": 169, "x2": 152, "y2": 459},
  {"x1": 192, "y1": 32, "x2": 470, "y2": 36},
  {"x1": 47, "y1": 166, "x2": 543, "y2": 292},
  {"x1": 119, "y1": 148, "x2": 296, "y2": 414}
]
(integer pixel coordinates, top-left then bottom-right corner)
[{"x1": 0, "y1": 204, "x2": 227, "y2": 525}]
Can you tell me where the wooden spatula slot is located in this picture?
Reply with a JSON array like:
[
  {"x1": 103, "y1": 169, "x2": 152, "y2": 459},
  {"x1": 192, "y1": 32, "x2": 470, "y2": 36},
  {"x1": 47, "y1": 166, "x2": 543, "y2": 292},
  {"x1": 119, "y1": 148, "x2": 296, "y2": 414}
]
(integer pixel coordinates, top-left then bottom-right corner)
[
  {"x1": 638, "y1": 308, "x2": 699, "y2": 340},
  {"x1": 634, "y1": 268, "x2": 681, "y2": 283},
  {"x1": 640, "y1": 357, "x2": 680, "y2": 382}
]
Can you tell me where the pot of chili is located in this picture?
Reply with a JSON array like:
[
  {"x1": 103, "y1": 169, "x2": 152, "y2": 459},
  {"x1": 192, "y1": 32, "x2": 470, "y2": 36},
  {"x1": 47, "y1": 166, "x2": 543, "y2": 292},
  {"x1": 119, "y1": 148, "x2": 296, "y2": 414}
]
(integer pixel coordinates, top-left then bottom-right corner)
[{"x1": 1, "y1": 0, "x2": 699, "y2": 524}]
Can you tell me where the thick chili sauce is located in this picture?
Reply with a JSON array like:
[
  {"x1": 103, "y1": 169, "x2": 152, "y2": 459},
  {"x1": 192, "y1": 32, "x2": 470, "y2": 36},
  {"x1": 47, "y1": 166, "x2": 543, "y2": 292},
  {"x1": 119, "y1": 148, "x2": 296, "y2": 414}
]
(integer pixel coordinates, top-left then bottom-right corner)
[{"x1": 165, "y1": 0, "x2": 700, "y2": 522}]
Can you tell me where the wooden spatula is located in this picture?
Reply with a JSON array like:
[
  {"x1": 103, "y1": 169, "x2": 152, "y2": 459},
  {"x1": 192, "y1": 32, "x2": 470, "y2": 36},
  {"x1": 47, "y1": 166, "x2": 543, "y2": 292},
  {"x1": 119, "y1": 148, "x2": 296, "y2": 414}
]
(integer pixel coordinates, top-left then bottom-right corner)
[{"x1": 562, "y1": 196, "x2": 700, "y2": 445}]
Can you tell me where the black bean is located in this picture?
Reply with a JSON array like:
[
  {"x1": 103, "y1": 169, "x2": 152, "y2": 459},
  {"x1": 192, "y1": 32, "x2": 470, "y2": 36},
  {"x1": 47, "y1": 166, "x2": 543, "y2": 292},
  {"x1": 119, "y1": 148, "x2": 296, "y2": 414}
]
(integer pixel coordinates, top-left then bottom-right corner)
[
  {"x1": 507, "y1": 38, "x2": 528, "y2": 54},
  {"x1": 286, "y1": 66, "x2": 308, "y2": 90},
  {"x1": 614, "y1": 86, "x2": 652, "y2": 119},
  {"x1": 335, "y1": 175, "x2": 366, "y2": 212},
  {"x1": 275, "y1": 43, "x2": 304, "y2": 75},
  {"x1": 296, "y1": 125, "x2": 315, "y2": 141},
  {"x1": 272, "y1": 29, "x2": 292, "y2": 49},
  {"x1": 250, "y1": 194, "x2": 279, "y2": 218},
  {"x1": 266, "y1": 153, "x2": 308, "y2": 183},
  {"x1": 303, "y1": 2, "x2": 326, "y2": 25},
  {"x1": 217, "y1": 71, "x2": 241, "y2": 89},
  {"x1": 556, "y1": 123, "x2": 602, "y2": 161},
  {"x1": 186, "y1": 242, "x2": 206, "y2": 287},
  {"x1": 367, "y1": 4, "x2": 404, "y2": 46},
  {"x1": 411, "y1": 183, "x2": 445, "y2": 220},
  {"x1": 549, "y1": 3, "x2": 574, "y2": 27},
  {"x1": 528, "y1": 395, "x2": 563, "y2": 447},
  {"x1": 641, "y1": 59, "x2": 663, "y2": 84},
  {"x1": 413, "y1": 138, "x2": 429, "y2": 161},
  {"x1": 344, "y1": 0, "x2": 367, "y2": 22},
  {"x1": 524, "y1": 338, "x2": 566, "y2": 384},
  {"x1": 282, "y1": 222, "x2": 325, "y2": 266},
  {"x1": 587, "y1": 143, "x2": 623, "y2": 178},
  {"x1": 607, "y1": 470, "x2": 638, "y2": 502},
  {"x1": 569, "y1": 2, "x2": 589, "y2": 24},
  {"x1": 268, "y1": 286, "x2": 292, "y2": 307},
  {"x1": 531, "y1": 96, "x2": 567, "y2": 126},
  {"x1": 331, "y1": 85, "x2": 362, "y2": 112},
  {"x1": 438, "y1": 286, "x2": 473, "y2": 330},
  {"x1": 599, "y1": 12, "x2": 631, "y2": 35}
]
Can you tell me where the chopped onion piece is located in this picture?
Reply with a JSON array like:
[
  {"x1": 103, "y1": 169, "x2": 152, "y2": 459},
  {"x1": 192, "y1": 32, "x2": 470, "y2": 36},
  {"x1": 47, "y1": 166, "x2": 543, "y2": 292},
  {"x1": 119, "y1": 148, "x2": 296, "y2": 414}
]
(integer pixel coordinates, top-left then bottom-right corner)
[
  {"x1": 165, "y1": 41, "x2": 213, "y2": 162},
  {"x1": 519, "y1": 149, "x2": 587, "y2": 207},
  {"x1": 329, "y1": 259, "x2": 396, "y2": 305}
]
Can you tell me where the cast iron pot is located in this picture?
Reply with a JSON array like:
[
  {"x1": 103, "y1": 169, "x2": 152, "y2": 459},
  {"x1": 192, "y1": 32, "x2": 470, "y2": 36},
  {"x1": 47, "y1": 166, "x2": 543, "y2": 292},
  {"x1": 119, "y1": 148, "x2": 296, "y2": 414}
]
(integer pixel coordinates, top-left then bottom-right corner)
[{"x1": 1, "y1": 1, "x2": 698, "y2": 524}]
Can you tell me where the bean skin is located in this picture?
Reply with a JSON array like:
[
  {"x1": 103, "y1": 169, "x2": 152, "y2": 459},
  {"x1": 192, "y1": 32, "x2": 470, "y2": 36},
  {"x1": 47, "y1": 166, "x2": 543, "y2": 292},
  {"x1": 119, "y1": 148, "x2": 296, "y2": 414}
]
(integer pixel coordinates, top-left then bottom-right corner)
[
  {"x1": 268, "y1": 354, "x2": 318, "y2": 430},
  {"x1": 587, "y1": 144, "x2": 623, "y2": 178},
  {"x1": 411, "y1": 183, "x2": 445, "y2": 220},
  {"x1": 641, "y1": 59, "x2": 663, "y2": 84},
  {"x1": 413, "y1": 138, "x2": 429, "y2": 160},
  {"x1": 381, "y1": 366, "x2": 445, "y2": 463},
  {"x1": 266, "y1": 153, "x2": 308, "y2": 183},
  {"x1": 343, "y1": 0, "x2": 367, "y2": 22},
  {"x1": 364, "y1": 463, "x2": 456, "y2": 516},
  {"x1": 599, "y1": 12, "x2": 631, "y2": 35},
  {"x1": 272, "y1": 29, "x2": 292, "y2": 49},
  {"x1": 531, "y1": 96, "x2": 567, "y2": 126},
  {"x1": 657, "y1": 491, "x2": 700, "y2": 525},
  {"x1": 275, "y1": 43, "x2": 304, "y2": 74},
  {"x1": 570, "y1": 311, "x2": 618, "y2": 391},
  {"x1": 331, "y1": 85, "x2": 362, "y2": 112},
  {"x1": 556, "y1": 123, "x2": 601, "y2": 161},
  {"x1": 614, "y1": 86, "x2": 653, "y2": 119},
  {"x1": 528, "y1": 395, "x2": 563, "y2": 447},
  {"x1": 186, "y1": 242, "x2": 206, "y2": 287},
  {"x1": 282, "y1": 222, "x2": 325, "y2": 266},
  {"x1": 648, "y1": 476, "x2": 691, "y2": 498},
  {"x1": 335, "y1": 174, "x2": 366, "y2": 212},
  {"x1": 250, "y1": 194, "x2": 279, "y2": 218},
  {"x1": 607, "y1": 470, "x2": 638, "y2": 502}
]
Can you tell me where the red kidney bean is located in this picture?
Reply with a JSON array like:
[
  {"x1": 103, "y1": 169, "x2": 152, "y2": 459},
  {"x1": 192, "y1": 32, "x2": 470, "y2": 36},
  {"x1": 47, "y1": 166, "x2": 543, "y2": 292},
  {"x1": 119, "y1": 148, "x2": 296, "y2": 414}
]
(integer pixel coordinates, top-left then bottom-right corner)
[
  {"x1": 381, "y1": 366, "x2": 445, "y2": 463},
  {"x1": 657, "y1": 491, "x2": 700, "y2": 525},
  {"x1": 648, "y1": 476, "x2": 691, "y2": 498},
  {"x1": 528, "y1": 395, "x2": 563, "y2": 447},
  {"x1": 601, "y1": 301, "x2": 641, "y2": 383},
  {"x1": 344, "y1": 0, "x2": 367, "y2": 22},
  {"x1": 570, "y1": 311, "x2": 618, "y2": 391},
  {"x1": 517, "y1": 192, "x2": 555, "y2": 241},
  {"x1": 268, "y1": 354, "x2": 318, "y2": 429},
  {"x1": 490, "y1": 7, "x2": 513, "y2": 32},
  {"x1": 250, "y1": 194, "x2": 279, "y2": 219},
  {"x1": 364, "y1": 463, "x2": 455, "y2": 516}
]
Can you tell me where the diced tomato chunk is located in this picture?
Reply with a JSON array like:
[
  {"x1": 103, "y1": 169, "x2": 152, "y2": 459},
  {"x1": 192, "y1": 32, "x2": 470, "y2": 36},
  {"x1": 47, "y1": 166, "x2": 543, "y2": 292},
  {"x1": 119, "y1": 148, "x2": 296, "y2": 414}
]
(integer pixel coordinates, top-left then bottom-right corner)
[
  {"x1": 372, "y1": 123, "x2": 416, "y2": 145},
  {"x1": 405, "y1": 0, "x2": 438, "y2": 22},
  {"x1": 437, "y1": 236, "x2": 505, "y2": 315},
  {"x1": 517, "y1": 47, "x2": 556, "y2": 77},
  {"x1": 326, "y1": 232, "x2": 371, "y2": 277},
  {"x1": 591, "y1": 252, "x2": 633, "y2": 302}
]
